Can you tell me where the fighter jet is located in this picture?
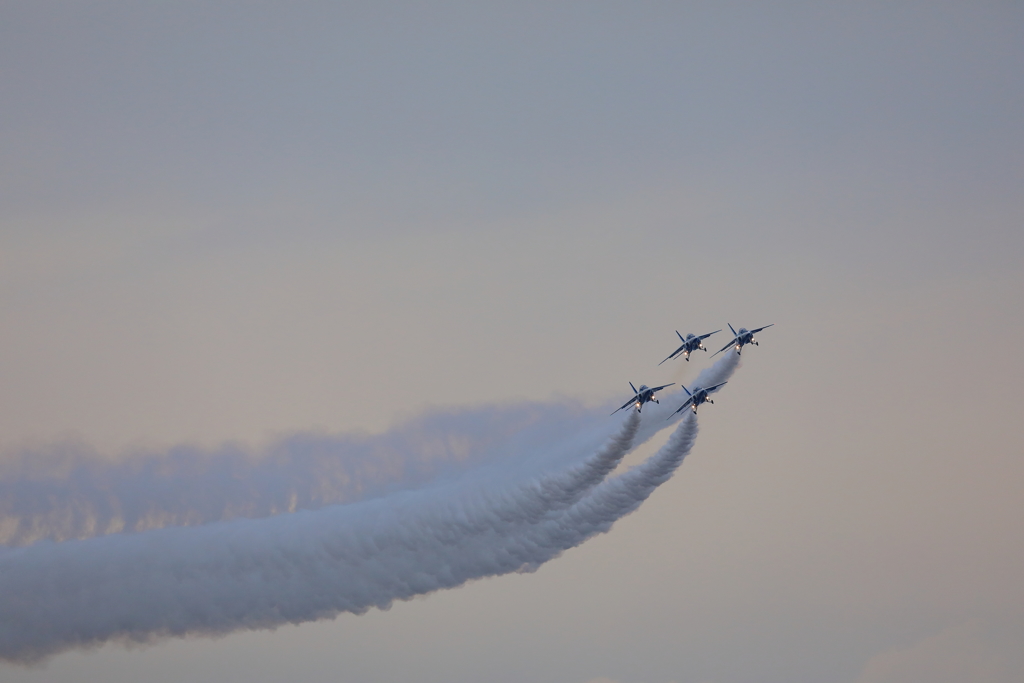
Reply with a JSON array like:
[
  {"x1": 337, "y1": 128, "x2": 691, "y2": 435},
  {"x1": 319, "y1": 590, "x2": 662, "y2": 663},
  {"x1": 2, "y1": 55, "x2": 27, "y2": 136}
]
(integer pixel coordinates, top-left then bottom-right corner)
[
  {"x1": 658, "y1": 329, "x2": 722, "y2": 364},
  {"x1": 711, "y1": 323, "x2": 774, "y2": 357},
  {"x1": 669, "y1": 381, "x2": 728, "y2": 416},
  {"x1": 611, "y1": 382, "x2": 675, "y2": 415}
]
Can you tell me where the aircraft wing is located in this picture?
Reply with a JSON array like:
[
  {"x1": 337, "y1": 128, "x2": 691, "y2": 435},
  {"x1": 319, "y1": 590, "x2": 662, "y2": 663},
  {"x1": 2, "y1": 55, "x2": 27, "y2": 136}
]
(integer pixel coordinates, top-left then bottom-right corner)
[
  {"x1": 670, "y1": 396, "x2": 695, "y2": 417},
  {"x1": 658, "y1": 345, "x2": 685, "y2": 366},
  {"x1": 649, "y1": 383, "x2": 675, "y2": 393},
  {"x1": 749, "y1": 324, "x2": 774, "y2": 334},
  {"x1": 704, "y1": 381, "x2": 728, "y2": 393},
  {"x1": 611, "y1": 396, "x2": 639, "y2": 415},
  {"x1": 698, "y1": 329, "x2": 721, "y2": 340},
  {"x1": 710, "y1": 337, "x2": 738, "y2": 357}
]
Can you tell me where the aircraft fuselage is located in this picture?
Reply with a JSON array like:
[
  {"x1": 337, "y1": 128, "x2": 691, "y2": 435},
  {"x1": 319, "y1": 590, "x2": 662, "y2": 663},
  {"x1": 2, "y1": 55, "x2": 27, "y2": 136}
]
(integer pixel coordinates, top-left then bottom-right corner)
[
  {"x1": 683, "y1": 334, "x2": 704, "y2": 358},
  {"x1": 635, "y1": 385, "x2": 658, "y2": 406},
  {"x1": 612, "y1": 381, "x2": 674, "y2": 414},
  {"x1": 732, "y1": 328, "x2": 762, "y2": 354}
]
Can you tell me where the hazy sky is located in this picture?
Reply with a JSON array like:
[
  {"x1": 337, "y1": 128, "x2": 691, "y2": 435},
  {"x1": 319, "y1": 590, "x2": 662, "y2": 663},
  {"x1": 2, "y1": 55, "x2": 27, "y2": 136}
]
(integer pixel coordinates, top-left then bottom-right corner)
[{"x1": 1, "y1": 2, "x2": 1022, "y2": 682}]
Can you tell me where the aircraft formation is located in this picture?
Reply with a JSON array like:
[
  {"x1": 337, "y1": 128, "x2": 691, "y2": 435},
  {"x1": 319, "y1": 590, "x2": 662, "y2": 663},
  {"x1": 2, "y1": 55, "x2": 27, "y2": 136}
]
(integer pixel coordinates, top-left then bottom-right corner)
[{"x1": 614, "y1": 323, "x2": 773, "y2": 417}]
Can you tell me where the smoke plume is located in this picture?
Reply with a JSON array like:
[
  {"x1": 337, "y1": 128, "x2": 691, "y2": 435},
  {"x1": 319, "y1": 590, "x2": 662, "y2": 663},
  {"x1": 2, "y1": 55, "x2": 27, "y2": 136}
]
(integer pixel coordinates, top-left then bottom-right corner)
[{"x1": 0, "y1": 353, "x2": 741, "y2": 662}]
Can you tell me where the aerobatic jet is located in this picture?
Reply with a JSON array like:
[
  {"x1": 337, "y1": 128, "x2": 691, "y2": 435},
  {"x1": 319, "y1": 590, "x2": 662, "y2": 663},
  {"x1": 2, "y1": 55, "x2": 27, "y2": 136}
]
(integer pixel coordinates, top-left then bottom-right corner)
[
  {"x1": 611, "y1": 382, "x2": 675, "y2": 415},
  {"x1": 669, "y1": 382, "x2": 728, "y2": 416},
  {"x1": 658, "y1": 329, "x2": 722, "y2": 364},
  {"x1": 711, "y1": 323, "x2": 774, "y2": 357}
]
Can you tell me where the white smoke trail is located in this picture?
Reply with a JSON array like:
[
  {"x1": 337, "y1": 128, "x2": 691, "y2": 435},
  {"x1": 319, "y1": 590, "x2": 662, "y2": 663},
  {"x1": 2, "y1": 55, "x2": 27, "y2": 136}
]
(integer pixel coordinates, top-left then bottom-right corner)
[
  {"x1": 0, "y1": 352, "x2": 740, "y2": 546},
  {"x1": 0, "y1": 402, "x2": 607, "y2": 545},
  {"x1": 533, "y1": 411, "x2": 698, "y2": 553},
  {"x1": 0, "y1": 410, "x2": 662, "y2": 663},
  {"x1": 0, "y1": 353, "x2": 742, "y2": 663},
  {"x1": 447, "y1": 411, "x2": 701, "y2": 575}
]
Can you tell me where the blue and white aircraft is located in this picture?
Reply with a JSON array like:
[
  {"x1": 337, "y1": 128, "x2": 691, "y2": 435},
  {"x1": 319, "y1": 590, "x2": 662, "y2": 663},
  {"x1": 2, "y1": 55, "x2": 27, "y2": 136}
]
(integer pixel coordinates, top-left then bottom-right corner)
[
  {"x1": 711, "y1": 323, "x2": 774, "y2": 357},
  {"x1": 669, "y1": 382, "x2": 728, "y2": 416},
  {"x1": 658, "y1": 329, "x2": 722, "y2": 365},
  {"x1": 612, "y1": 382, "x2": 675, "y2": 415}
]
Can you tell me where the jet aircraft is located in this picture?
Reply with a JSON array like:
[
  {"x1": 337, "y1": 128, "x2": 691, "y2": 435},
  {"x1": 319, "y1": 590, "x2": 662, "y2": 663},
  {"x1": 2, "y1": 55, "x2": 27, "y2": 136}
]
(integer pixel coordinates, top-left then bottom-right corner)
[
  {"x1": 611, "y1": 382, "x2": 675, "y2": 415},
  {"x1": 669, "y1": 381, "x2": 728, "y2": 416},
  {"x1": 658, "y1": 329, "x2": 722, "y2": 364},
  {"x1": 711, "y1": 323, "x2": 774, "y2": 357}
]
